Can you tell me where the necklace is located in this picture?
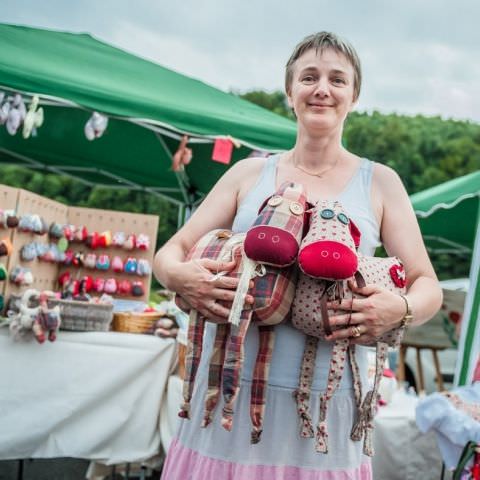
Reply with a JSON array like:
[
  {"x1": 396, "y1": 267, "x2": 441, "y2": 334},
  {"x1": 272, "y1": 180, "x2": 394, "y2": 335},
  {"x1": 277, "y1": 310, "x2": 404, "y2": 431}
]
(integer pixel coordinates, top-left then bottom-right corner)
[{"x1": 291, "y1": 152, "x2": 340, "y2": 178}]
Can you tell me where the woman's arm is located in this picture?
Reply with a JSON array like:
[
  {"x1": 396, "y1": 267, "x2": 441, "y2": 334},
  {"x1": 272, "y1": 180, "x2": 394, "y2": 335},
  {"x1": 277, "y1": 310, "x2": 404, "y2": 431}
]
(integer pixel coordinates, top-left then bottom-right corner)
[{"x1": 153, "y1": 159, "x2": 263, "y2": 322}]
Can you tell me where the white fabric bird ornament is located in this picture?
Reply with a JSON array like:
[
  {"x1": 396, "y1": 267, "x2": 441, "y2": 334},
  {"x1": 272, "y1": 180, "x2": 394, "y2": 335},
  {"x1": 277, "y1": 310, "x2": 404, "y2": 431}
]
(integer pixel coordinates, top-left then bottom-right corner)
[
  {"x1": 22, "y1": 95, "x2": 44, "y2": 139},
  {"x1": 84, "y1": 111, "x2": 108, "y2": 140}
]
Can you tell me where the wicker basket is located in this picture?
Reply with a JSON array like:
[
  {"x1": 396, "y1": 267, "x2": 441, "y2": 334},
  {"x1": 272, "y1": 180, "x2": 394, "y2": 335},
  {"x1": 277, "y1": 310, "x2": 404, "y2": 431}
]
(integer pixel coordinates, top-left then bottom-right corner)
[
  {"x1": 50, "y1": 299, "x2": 114, "y2": 332},
  {"x1": 112, "y1": 311, "x2": 165, "y2": 334}
]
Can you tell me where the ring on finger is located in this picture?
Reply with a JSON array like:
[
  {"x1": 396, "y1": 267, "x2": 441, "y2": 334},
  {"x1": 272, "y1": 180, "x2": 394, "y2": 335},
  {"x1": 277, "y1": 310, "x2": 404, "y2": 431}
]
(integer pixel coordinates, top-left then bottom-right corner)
[{"x1": 350, "y1": 325, "x2": 362, "y2": 338}]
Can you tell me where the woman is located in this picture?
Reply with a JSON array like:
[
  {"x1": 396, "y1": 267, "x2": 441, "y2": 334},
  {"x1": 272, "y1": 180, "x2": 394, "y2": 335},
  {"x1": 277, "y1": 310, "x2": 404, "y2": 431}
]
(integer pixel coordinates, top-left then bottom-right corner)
[{"x1": 155, "y1": 32, "x2": 442, "y2": 479}]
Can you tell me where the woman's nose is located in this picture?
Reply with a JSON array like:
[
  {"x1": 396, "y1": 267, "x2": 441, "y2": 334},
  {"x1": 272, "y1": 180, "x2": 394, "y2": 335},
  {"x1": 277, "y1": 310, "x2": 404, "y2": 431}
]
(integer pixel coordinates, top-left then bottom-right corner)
[{"x1": 314, "y1": 78, "x2": 329, "y2": 97}]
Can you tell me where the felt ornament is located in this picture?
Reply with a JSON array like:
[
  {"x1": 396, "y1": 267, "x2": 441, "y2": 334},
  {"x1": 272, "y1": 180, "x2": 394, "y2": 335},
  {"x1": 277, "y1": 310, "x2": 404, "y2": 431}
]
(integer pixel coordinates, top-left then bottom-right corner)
[
  {"x1": 0, "y1": 238, "x2": 13, "y2": 257},
  {"x1": 290, "y1": 200, "x2": 407, "y2": 457},
  {"x1": 136, "y1": 259, "x2": 151, "y2": 276},
  {"x1": 172, "y1": 135, "x2": 192, "y2": 172},
  {"x1": 62, "y1": 278, "x2": 80, "y2": 299},
  {"x1": 98, "y1": 231, "x2": 112, "y2": 248},
  {"x1": 0, "y1": 209, "x2": 19, "y2": 228},
  {"x1": 49, "y1": 222, "x2": 64, "y2": 239},
  {"x1": 136, "y1": 233, "x2": 150, "y2": 251},
  {"x1": 9, "y1": 266, "x2": 34, "y2": 286},
  {"x1": 131, "y1": 281, "x2": 144, "y2": 297},
  {"x1": 84, "y1": 111, "x2": 108, "y2": 140},
  {"x1": 63, "y1": 249, "x2": 74, "y2": 266},
  {"x1": 96, "y1": 254, "x2": 110, "y2": 270},
  {"x1": 38, "y1": 244, "x2": 58, "y2": 263},
  {"x1": 103, "y1": 278, "x2": 117, "y2": 294},
  {"x1": 244, "y1": 181, "x2": 308, "y2": 267},
  {"x1": 0, "y1": 98, "x2": 10, "y2": 125},
  {"x1": 63, "y1": 224, "x2": 75, "y2": 241},
  {"x1": 0, "y1": 264, "x2": 7, "y2": 281},
  {"x1": 5, "y1": 94, "x2": 25, "y2": 136},
  {"x1": 123, "y1": 234, "x2": 136, "y2": 250},
  {"x1": 72, "y1": 251, "x2": 84, "y2": 267},
  {"x1": 58, "y1": 271, "x2": 71, "y2": 288},
  {"x1": 112, "y1": 231, "x2": 126, "y2": 247},
  {"x1": 298, "y1": 200, "x2": 361, "y2": 280},
  {"x1": 93, "y1": 277, "x2": 105, "y2": 293},
  {"x1": 117, "y1": 280, "x2": 132, "y2": 296},
  {"x1": 177, "y1": 229, "x2": 296, "y2": 443},
  {"x1": 124, "y1": 257, "x2": 137, "y2": 274},
  {"x1": 37, "y1": 292, "x2": 61, "y2": 342},
  {"x1": 86, "y1": 232, "x2": 100, "y2": 249},
  {"x1": 83, "y1": 253, "x2": 97, "y2": 269},
  {"x1": 22, "y1": 95, "x2": 44, "y2": 139},
  {"x1": 73, "y1": 225, "x2": 88, "y2": 243},
  {"x1": 81, "y1": 275, "x2": 94, "y2": 293},
  {"x1": 111, "y1": 255, "x2": 123, "y2": 273}
]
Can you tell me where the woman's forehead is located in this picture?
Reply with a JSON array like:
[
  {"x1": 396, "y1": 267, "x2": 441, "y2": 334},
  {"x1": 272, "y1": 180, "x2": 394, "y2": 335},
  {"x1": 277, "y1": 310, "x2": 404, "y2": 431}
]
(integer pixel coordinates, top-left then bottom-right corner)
[{"x1": 294, "y1": 48, "x2": 354, "y2": 74}]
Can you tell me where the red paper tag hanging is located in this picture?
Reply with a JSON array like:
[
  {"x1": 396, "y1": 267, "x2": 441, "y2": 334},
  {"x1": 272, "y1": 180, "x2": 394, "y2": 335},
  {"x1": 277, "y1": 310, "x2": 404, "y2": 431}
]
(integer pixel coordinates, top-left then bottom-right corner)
[{"x1": 212, "y1": 138, "x2": 233, "y2": 165}]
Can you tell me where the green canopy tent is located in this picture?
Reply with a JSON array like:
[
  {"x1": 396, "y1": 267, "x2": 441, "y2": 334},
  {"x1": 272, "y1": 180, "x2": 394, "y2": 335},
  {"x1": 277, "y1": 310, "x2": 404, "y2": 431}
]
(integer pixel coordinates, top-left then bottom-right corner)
[
  {"x1": 410, "y1": 171, "x2": 480, "y2": 386},
  {"x1": 0, "y1": 23, "x2": 296, "y2": 223}
]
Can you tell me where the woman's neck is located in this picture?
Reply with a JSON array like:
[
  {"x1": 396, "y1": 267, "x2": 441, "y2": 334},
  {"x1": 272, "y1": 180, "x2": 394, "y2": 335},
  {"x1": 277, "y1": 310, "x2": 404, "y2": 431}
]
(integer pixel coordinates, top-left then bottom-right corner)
[{"x1": 291, "y1": 128, "x2": 345, "y2": 169}]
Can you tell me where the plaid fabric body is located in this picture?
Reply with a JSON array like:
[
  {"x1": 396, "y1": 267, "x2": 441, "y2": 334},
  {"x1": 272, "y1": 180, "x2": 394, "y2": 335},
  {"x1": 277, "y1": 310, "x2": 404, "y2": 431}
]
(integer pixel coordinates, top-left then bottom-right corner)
[
  {"x1": 178, "y1": 229, "x2": 295, "y2": 441},
  {"x1": 178, "y1": 230, "x2": 244, "y2": 419},
  {"x1": 290, "y1": 254, "x2": 407, "y2": 456},
  {"x1": 245, "y1": 181, "x2": 308, "y2": 267}
]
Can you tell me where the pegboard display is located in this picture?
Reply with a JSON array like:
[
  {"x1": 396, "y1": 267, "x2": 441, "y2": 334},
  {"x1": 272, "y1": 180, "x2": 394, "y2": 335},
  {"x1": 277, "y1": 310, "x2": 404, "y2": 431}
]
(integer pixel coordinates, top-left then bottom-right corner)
[
  {"x1": 1, "y1": 184, "x2": 159, "y2": 305},
  {"x1": 4, "y1": 189, "x2": 68, "y2": 299},
  {"x1": 60, "y1": 207, "x2": 159, "y2": 303},
  {"x1": 0, "y1": 184, "x2": 20, "y2": 297}
]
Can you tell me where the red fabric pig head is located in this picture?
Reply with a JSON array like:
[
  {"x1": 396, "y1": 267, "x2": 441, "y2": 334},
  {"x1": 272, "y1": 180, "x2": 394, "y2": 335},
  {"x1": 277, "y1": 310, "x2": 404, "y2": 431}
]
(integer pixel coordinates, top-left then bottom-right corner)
[{"x1": 298, "y1": 200, "x2": 361, "y2": 280}]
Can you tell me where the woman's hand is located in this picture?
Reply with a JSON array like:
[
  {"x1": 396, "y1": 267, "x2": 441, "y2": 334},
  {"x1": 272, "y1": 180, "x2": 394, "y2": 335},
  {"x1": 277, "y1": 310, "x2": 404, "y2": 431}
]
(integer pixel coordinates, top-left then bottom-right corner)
[
  {"x1": 324, "y1": 281, "x2": 407, "y2": 345},
  {"x1": 171, "y1": 257, "x2": 253, "y2": 324}
]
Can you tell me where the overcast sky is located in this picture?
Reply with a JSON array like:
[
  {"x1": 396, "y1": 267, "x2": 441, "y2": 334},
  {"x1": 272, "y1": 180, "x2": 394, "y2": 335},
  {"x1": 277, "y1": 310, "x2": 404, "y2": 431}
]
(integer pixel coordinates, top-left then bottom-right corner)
[{"x1": 2, "y1": 0, "x2": 479, "y2": 123}]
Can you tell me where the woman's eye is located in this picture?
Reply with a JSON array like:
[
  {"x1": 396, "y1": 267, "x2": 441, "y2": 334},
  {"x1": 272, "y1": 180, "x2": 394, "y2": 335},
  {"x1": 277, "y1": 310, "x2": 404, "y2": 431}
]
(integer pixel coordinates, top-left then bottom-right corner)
[
  {"x1": 301, "y1": 75, "x2": 315, "y2": 83},
  {"x1": 332, "y1": 77, "x2": 346, "y2": 85}
]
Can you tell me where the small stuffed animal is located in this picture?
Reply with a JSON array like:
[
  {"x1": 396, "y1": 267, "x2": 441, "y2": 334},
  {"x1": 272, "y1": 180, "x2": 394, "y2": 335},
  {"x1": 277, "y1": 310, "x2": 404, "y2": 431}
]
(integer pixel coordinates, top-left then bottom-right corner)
[
  {"x1": 37, "y1": 292, "x2": 61, "y2": 342},
  {"x1": 96, "y1": 254, "x2": 110, "y2": 270},
  {"x1": 112, "y1": 231, "x2": 126, "y2": 247},
  {"x1": 123, "y1": 234, "x2": 136, "y2": 250},
  {"x1": 9, "y1": 266, "x2": 34, "y2": 286},
  {"x1": 0, "y1": 209, "x2": 19, "y2": 228},
  {"x1": 104, "y1": 278, "x2": 117, "y2": 294},
  {"x1": 22, "y1": 95, "x2": 44, "y2": 139},
  {"x1": 0, "y1": 238, "x2": 13, "y2": 257},
  {"x1": 117, "y1": 280, "x2": 132, "y2": 296},
  {"x1": 124, "y1": 257, "x2": 137, "y2": 274},
  {"x1": 136, "y1": 259, "x2": 151, "y2": 276},
  {"x1": 83, "y1": 253, "x2": 97, "y2": 269},
  {"x1": 84, "y1": 111, "x2": 108, "y2": 140},
  {"x1": 136, "y1": 234, "x2": 150, "y2": 250},
  {"x1": 111, "y1": 256, "x2": 123, "y2": 273},
  {"x1": 131, "y1": 281, "x2": 144, "y2": 297}
]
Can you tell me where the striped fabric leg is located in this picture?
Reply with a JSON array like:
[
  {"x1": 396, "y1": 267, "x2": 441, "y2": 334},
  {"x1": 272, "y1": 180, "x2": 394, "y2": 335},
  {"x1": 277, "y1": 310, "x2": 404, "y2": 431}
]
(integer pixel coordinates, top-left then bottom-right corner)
[
  {"x1": 221, "y1": 308, "x2": 253, "y2": 431},
  {"x1": 293, "y1": 335, "x2": 318, "y2": 439},
  {"x1": 179, "y1": 310, "x2": 205, "y2": 419},
  {"x1": 201, "y1": 322, "x2": 230, "y2": 427},
  {"x1": 351, "y1": 342, "x2": 388, "y2": 456},
  {"x1": 250, "y1": 325, "x2": 276, "y2": 444},
  {"x1": 348, "y1": 344, "x2": 363, "y2": 413},
  {"x1": 316, "y1": 339, "x2": 349, "y2": 453}
]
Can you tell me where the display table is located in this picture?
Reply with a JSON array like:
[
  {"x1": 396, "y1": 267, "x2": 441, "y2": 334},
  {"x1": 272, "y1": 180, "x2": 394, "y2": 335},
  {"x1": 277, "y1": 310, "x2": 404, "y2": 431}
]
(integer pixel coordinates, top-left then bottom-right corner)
[
  {"x1": 373, "y1": 390, "x2": 443, "y2": 480},
  {"x1": 0, "y1": 329, "x2": 176, "y2": 465}
]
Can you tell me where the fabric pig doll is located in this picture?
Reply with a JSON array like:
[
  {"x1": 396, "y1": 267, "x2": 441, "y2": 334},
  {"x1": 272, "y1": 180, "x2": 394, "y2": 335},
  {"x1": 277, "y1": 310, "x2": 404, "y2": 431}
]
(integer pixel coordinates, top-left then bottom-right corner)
[{"x1": 291, "y1": 200, "x2": 407, "y2": 456}]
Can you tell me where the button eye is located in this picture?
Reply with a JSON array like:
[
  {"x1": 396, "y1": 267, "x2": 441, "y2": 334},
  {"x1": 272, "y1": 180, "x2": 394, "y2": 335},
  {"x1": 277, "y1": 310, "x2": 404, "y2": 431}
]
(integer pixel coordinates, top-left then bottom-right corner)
[
  {"x1": 337, "y1": 213, "x2": 349, "y2": 225},
  {"x1": 268, "y1": 195, "x2": 283, "y2": 207},
  {"x1": 320, "y1": 209, "x2": 335, "y2": 219}
]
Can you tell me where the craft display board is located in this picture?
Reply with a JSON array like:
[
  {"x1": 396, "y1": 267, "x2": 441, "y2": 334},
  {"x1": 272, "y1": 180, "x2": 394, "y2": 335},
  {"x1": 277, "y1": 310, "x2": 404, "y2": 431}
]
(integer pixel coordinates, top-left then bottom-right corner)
[
  {"x1": 0, "y1": 184, "x2": 20, "y2": 297},
  {"x1": 60, "y1": 207, "x2": 159, "y2": 303},
  {"x1": 0, "y1": 184, "x2": 159, "y2": 304}
]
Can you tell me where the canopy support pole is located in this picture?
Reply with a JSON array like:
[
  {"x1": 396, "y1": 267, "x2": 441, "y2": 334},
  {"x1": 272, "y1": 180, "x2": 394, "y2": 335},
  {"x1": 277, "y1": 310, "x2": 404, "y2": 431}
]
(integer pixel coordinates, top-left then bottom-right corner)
[{"x1": 454, "y1": 210, "x2": 480, "y2": 386}]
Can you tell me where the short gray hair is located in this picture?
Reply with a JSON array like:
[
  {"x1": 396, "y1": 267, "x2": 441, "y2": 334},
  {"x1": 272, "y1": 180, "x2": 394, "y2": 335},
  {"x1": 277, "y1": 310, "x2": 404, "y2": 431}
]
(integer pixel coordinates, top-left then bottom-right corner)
[{"x1": 285, "y1": 32, "x2": 362, "y2": 101}]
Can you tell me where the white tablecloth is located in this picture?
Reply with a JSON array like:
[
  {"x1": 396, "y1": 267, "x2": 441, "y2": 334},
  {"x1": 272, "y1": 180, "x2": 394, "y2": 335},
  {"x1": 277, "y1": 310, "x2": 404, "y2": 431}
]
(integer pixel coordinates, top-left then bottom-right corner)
[
  {"x1": 0, "y1": 329, "x2": 176, "y2": 464},
  {"x1": 373, "y1": 390, "x2": 443, "y2": 480}
]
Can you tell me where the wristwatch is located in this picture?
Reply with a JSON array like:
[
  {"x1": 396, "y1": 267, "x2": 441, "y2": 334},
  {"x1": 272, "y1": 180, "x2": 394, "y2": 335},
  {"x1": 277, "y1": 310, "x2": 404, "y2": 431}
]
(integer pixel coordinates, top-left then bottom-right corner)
[{"x1": 399, "y1": 294, "x2": 413, "y2": 328}]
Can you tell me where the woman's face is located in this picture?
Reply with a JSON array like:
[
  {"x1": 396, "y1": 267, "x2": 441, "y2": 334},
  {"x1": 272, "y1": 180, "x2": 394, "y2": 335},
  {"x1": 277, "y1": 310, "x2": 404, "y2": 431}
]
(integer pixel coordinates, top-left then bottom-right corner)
[{"x1": 287, "y1": 48, "x2": 356, "y2": 133}]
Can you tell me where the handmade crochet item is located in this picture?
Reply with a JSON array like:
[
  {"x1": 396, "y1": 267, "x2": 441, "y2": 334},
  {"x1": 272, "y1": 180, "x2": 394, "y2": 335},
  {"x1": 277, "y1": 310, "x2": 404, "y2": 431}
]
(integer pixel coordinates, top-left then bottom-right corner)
[
  {"x1": 291, "y1": 200, "x2": 406, "y2": 457},
  {"x1": 244, "y1": 181, "x2": 308, "y2": 267},
  {"x1": 93, "y1": 277, "x2": 105, "y2": 293},
  {"x1": 84, "y1": 253, "x2": 97, "y2": 269},
  {"x1": 104, "y1": 278, "x2": 117, "y2": 294},
  {"x1": 123, "y1": 234, "x2": 136, "y2": 250},
  {"x1": 0, "y1": 209, "x2": 19, "y2": 228},
  {"x1": 131, "y1": 281, "x2": 144, "y2": 297},
  {"x1": 48, "y1": 222, "x2": 64, "y2": 239},
  {"x1": 136, "y1": 259, "x2": 151, "y2": 276},
  {"x1": 0, "y1": 238, "x2": 13, "y2": 257},
  {"x1": 96, "y1": 254, "x2": 110, "y2": 270},
  {"x1": 9, "y1": 289, "x2": 40, "y2": 341},
  {"x1": 136, "y1": 234, "x2": 150, "y2": 250},
  {"x1": 111, "y1": 255, "x2": 124, "y2": 273},
  {"x1": 124, "y1": 257, "x2": 137, "y2": 274},
  {"x1": 112, "y1": 231, "x2": 126, "y2": 247},
  {"x1": 0, "y1": 264, "x2": 7, "y2": 281},
  {"x1": 22, "y1": 95, "x2": 44, "y2": 139},
  {"x1": 118, "y1": 280, "x2": 132, "y2": 296},
  {"x1": 177, "y1": 228, "x2": 296, "y2": 443},
  {"x1": 98, "y1": 231, "x2": 112, "y2": 248},
  {"x1": 84, "y1": 111, "x2": 108, "y2": 140},
  {"x1": 9, "y1": 266, "x2": 34, "y2": 286}
]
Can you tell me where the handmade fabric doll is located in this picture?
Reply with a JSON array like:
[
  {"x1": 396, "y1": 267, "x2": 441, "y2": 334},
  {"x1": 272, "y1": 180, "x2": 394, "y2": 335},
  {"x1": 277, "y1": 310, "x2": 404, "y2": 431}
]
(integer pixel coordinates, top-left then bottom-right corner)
[
  {"x1": 178, "y1": 182, "x2": 307, "y2": 442},
  {"x1": 291, "y1": 200, "x2": 407, "y2": 456}
]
